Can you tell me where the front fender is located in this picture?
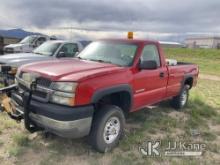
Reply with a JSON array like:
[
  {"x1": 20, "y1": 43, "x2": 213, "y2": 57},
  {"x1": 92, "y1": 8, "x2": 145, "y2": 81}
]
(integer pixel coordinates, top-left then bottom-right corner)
[{"x1": 91, "y1": 84, "x2": 133, "y2": 110}]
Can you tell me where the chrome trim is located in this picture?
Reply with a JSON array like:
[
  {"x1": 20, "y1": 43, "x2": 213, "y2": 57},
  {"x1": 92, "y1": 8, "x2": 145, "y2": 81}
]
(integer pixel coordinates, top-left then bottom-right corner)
[
  {"x1": 16, "y1": 76, "x2": 31, "y2": 89},
  {"x1": 36, "y1": 85, "x2": 54, "y2": 94},
  {"x1": 135, "y1": 89, "x2": 145, "y2": 93},
  {"x1": 16, "y1": 76, "x2": 52, "y2": 102},
  {"x1": 53, "y1": 91, "x2": 75, "y2": 98},
  {"x1": 29, "y1": 113, "x2": 92, "y2": 138},
  {"x1": 11, "y1": 99, "x2": 24, "y2": 114}
]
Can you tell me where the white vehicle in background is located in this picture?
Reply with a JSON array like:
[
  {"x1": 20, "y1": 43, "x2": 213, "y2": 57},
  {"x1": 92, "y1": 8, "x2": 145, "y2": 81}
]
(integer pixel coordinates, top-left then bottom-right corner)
[
  {"x1": 0, "y1": 40, "x2": 86, "y2": 86},
  {"x1": 3, "y1": 35, "x2": 57, "y2": 54}
]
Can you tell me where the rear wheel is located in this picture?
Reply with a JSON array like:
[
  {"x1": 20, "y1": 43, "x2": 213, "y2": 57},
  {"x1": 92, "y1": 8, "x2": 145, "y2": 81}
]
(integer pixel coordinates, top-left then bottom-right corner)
[
  {"x1": 89, "y1": 105, "x2": 125, "y2": 153},
  {"x1": 171, "y1": 85, "x2": 189, "y2": 110}
]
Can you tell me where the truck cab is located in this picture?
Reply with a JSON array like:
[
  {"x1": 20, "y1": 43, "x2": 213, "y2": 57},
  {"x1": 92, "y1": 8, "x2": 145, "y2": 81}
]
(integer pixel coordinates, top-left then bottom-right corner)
[
  {"x1": 1, "y1": 38, "x2": 199, "y2": 153},
  {"x1": 3, "y1": 35, "x2": 57, "y2": 54}
]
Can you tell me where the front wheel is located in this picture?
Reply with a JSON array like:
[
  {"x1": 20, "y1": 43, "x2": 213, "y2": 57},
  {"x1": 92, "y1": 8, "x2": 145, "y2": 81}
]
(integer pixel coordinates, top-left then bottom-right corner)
[
  {"x1": 89, "y1": 105, "x2": 125, "y2": 153},
  {"x1": 171, "y1": 85, "x2": 189, "y2": 110}
]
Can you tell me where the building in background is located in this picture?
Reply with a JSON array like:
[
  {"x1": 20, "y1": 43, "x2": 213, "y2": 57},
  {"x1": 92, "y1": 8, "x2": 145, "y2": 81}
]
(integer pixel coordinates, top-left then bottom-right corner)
[
  {"x1": 185, "y1": 37, "x2": 220, "y2": 49},
  {"x1": 0, "y1": 36, "x2": 21, "y2": 54}
]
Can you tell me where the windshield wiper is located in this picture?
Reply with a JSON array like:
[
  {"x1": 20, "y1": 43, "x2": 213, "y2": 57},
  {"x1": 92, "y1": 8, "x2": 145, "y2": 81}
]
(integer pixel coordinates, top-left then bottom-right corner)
[
  {"x1": 77, "y1": 57, "x2": 116, "y2": 65},
  {"x1": 89, "y1": 59, "x2": 114, "y2": 64},
  {"x1": 34, "y1": 52, "x2": 43, "y2": 55},
  {"x1": 76, "y1": 56, "x2": 94, "y2": 61},
  {"x1": 76, "y1": 56, "x2": 83, "y2": 59}
]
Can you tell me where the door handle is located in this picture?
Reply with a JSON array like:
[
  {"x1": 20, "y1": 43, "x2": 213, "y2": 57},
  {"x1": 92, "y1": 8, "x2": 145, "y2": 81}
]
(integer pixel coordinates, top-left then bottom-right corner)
[{"x1": 159, "y1": 72, "x2": 165, "y2": 78}]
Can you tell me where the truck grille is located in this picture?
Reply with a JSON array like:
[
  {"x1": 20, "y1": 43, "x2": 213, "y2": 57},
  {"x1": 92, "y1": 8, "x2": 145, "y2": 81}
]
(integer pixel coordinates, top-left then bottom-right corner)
[
  {"x1": 17, "y1": 76, "x2": 52, "y2": 102},
  {"x1": 33, "y1": 90, "x2": 48, "y2": 98},
  {"x1": 37, "y1": 77, "x2": 52, "y2": 88}
]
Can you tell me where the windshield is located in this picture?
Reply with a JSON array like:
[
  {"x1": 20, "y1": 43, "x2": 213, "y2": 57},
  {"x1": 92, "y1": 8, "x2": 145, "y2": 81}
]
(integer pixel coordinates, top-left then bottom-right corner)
[
  {"x1": 78, "y1": 41, "x2": 137, "y2": 66},
  {"x1": 20, "y1": 36, "x2": 37, "y2": 44},
  {"x1": 33, "y1": 42, "x2": 61, "y2": 56}
]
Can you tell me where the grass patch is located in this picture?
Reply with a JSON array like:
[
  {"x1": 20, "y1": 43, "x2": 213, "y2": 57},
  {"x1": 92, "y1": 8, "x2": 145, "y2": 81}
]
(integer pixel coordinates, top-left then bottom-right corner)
[
  {"x1": 213, "y1": 115, "x2": 220, "y2": 124},
  {"x1": 7, "y1": 133, "x2": 29, "y2": 157},
  {"x1": 119, "y1": 129, "x2": 145, "y2": 151},
  {"x1": 164, "y1": 48, "x2": 220, "y2": 76},
  {"x1": 185, "y1": 80, "x2": 219, "y2": 128},
  {"x1": 39, "y1": 153, "x2": 62, "y2": 165},
  {"x1": 112, "y1": 154, "x2": 150, "y2": 165},
  {"x1": 12, "y1": 133, "x2": 29, "y2": 147},
  {"x1": 0, "y1": 139, "x2": 3, "y2": 146},
  {"x1": 207, "y1": 143, "x2": 220, "y2": 153},
  {"x1": 202, "y1": 132, "x2": 217, "y2": 141},
  {"x1": 8, "y1": 146, "x2": 24, "y2": 157}
]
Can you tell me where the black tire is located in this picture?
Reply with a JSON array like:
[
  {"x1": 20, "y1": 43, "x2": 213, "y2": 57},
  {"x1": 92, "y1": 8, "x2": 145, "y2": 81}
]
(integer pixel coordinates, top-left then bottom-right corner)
[
  {"x1": 89, "y1": 105, "x2": 125, "y2": 153},
  {"x1": 171, "y1": 85, "x2": 189, "y2": 110}
]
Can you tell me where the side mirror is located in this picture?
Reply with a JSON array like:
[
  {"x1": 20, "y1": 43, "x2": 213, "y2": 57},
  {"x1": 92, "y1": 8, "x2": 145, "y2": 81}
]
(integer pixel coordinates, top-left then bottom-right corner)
[
  {"x1": 58, "y1": 52, "x2": 66, "y2": 58},
  {"x1": 139, "y1": 60, "x2": 158, "y2": 70}
]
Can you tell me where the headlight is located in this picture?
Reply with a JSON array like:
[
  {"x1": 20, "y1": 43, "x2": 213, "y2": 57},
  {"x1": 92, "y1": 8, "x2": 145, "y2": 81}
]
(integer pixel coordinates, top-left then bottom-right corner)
[
  {"x1": 50, "y1": 82, "x2": 78, "y2": 106},
  {"x1": 20, "y1": 72, "x2": 40, "y2": 88},
  {"x1": 52, "y1": 82, "x2": 77, "y2": 93},
  {"x1": 22, "y1": 73, "x2": 37, "y2": 83},
  {"x1": 50, "y1": 91, "x2": 75, "y2": 106}
]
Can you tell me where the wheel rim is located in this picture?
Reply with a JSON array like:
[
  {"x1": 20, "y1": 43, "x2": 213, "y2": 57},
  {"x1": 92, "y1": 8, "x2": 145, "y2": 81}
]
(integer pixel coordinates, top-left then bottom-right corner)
[
  {"x1": 180, "y1": 90, "x2": 187, "y2": 106},
  {"x1": 103, "y1": 116, "x2": 120, "y2": 144}
]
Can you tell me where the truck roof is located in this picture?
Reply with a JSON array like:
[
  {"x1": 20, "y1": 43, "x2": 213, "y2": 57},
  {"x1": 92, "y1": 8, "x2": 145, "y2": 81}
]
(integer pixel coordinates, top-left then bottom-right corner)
[
  {"x1": 99, "y1": 39, "x2": 159, "y2": 45},
  {"x1": 45, "y1": 40, "x2": 80, "y2": 44}
]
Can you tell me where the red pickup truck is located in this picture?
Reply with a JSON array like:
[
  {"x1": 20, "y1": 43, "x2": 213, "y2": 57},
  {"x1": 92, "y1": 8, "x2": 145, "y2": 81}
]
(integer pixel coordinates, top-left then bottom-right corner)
[{"x1": 7, "y1": 38, "x2": 198, "y2": 152}]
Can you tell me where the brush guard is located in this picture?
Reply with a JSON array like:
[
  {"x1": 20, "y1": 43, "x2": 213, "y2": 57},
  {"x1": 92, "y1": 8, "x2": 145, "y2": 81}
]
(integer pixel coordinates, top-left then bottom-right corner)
[
  {"x1": 0, "y1": 84, "x2": 18, "y2": 114},
  {"x1": 23, "y1": 81, "x2": 40, "y2": 133},
  {"x1": 0, "y1": 81, "x2": 40, "y2": 133}
]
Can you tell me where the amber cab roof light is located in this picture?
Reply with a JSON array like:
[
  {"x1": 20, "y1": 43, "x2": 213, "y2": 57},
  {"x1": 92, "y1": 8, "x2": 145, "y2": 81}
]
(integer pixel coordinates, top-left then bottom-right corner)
[{"x1": 127, "y1": 32, "x2": 133, "y2": 39}]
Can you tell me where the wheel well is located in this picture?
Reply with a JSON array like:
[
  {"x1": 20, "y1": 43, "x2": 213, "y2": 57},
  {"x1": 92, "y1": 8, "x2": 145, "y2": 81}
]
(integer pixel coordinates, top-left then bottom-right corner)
[
  {"x1": 95, "y1": 91, "x2": 131, "y2": 115},
  {"x1": 184, "y1": 77, "x2": 193, "y2": 89}
]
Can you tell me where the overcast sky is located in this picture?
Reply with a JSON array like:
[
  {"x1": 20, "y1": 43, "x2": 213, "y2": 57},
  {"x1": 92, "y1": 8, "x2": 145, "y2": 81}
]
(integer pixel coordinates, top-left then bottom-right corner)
[{"x1": 0, "y1": 0, "x2": 220, "y2": 40}]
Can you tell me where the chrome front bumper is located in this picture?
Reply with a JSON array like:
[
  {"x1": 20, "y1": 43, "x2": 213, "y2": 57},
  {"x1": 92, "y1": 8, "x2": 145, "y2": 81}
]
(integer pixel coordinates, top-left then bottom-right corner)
[{"x1": 29, "y1": 113, "x2": 92, "y2": 138}]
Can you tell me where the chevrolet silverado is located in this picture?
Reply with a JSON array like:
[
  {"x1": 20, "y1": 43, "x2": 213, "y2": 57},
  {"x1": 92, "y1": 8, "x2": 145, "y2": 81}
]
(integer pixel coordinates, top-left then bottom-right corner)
[{"x1": 2, "y1": 38, "x2": 199, "y2": 152}]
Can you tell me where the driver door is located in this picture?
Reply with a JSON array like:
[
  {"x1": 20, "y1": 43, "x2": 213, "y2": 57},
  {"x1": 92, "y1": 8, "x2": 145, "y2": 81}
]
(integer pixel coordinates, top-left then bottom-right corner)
[{"x1": 133, "y1": 44, "x2": 168, "y2": 111}]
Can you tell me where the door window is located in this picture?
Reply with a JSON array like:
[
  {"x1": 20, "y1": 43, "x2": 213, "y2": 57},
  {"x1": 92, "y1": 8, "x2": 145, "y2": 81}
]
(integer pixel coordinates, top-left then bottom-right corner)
[
  {"x1": 36, "y1": 37, "x2": 46, "y2": 46},
  {"x1": 59, "y1": 43, "x2": 78, "y2": 57},
  {"x1": 141, "y1": 45, "x2": 161, "y2": 67}
]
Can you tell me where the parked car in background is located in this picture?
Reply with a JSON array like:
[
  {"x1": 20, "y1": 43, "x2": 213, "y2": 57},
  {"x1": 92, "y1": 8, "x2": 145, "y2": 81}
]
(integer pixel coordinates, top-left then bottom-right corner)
[
  {"x1": 0, "y1": 36, "x2": 21, "y2": 55},
  {"x1": 0, "y1": 40, "x2": 84, "y2": 86},
  {"x1": 3, "y1": 35, "x2": 57, "y2": 54}
]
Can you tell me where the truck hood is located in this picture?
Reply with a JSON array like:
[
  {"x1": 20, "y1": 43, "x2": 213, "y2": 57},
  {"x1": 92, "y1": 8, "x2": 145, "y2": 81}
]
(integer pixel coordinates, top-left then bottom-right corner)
[
  {"x1": 0, "y1": 53, "x2": 52, "y2": 67},
  {"x1": 21, "y1": 58, "x2": 125, "y2": 82}
]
